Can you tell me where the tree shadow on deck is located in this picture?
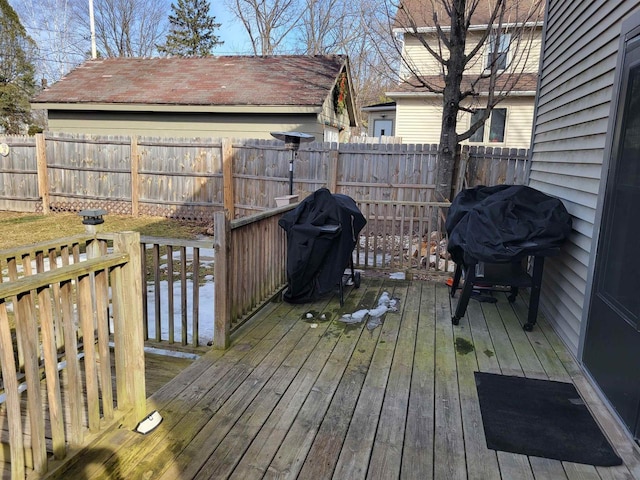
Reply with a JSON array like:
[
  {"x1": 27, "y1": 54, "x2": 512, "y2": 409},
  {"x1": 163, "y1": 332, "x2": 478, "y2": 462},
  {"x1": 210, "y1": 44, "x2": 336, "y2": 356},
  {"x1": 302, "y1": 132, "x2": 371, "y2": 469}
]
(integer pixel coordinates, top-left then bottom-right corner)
[{"x1": 47, "y1": 447, "x2": 124, "y2": 480}]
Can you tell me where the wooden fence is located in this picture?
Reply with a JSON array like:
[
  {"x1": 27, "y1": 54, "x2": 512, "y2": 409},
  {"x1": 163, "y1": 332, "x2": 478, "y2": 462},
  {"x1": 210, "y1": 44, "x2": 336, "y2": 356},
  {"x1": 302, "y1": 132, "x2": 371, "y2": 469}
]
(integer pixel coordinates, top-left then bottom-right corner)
[
  {"x1": 0, "y1": 133, "x2": 529, "y2": 219},
  {"x1": 0, "y1": 232, "x2": 145, "y2": 479}
]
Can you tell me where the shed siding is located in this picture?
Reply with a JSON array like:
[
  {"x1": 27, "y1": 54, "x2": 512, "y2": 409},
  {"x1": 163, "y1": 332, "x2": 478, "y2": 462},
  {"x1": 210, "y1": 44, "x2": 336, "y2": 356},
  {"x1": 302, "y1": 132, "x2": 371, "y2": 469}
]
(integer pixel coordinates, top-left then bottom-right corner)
[
  {"x1": 46, "y1": 111, "x2": 326, "y2": 140},
  {"x1": 529, "y1": 0, "x2": 639, "y2": 355}
]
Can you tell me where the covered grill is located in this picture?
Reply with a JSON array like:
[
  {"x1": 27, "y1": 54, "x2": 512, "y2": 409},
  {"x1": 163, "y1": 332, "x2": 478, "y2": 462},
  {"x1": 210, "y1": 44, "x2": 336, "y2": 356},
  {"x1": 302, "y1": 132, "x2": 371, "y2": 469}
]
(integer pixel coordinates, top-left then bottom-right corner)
[
  {"x1": 278, "y1": 188, "x2": 366, "y2": 304},
  {"x1": 446, "y1": 185, "x2": 572, "y2": 330}
]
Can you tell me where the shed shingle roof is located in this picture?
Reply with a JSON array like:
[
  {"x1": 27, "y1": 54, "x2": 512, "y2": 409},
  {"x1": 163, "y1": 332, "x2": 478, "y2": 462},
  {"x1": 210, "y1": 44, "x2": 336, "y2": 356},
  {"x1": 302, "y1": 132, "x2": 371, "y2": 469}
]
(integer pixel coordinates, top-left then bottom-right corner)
[{"x1": 33, "y1": 55, "x2": 347, "y2": 107}]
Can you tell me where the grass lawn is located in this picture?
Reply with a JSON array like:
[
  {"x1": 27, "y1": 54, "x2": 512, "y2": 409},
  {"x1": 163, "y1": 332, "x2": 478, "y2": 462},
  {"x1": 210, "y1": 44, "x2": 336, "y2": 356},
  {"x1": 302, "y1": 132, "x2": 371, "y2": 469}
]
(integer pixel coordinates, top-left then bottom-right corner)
[{"x1": 0, "y1": 211, "x2": 209, "y2": 250}]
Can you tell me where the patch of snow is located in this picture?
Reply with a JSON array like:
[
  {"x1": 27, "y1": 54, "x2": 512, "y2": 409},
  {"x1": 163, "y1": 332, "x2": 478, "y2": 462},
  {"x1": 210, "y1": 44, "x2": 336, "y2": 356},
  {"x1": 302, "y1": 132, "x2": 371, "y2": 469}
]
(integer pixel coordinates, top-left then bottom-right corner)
[{"x1": 146, "y1": 279, "x2": 215, "y2": 345}]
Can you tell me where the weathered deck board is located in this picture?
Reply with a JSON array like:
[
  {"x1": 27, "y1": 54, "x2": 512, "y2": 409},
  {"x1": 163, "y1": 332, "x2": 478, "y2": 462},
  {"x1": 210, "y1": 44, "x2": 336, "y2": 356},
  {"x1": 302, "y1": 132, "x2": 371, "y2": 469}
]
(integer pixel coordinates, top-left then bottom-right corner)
[
  {"x1": 433, "y1": 283, "x2": 466, "y2": 480},
  {"x1": 401, "y1": 281, "x2": 436, "y2": 480},
  {"x1": 34, "y1": 277, "x2": 640, "y2": 480},
  {"x1": 455, "y1": 299, "x2": 501, "y2": 480}
]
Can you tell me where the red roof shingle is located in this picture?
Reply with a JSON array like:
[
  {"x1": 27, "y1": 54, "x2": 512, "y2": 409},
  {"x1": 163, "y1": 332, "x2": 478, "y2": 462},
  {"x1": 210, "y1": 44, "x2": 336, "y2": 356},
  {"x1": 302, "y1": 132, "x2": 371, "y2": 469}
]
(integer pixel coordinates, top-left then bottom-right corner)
[{"x1": 33, "y1": 55, "x2": 348, "y2": 107}]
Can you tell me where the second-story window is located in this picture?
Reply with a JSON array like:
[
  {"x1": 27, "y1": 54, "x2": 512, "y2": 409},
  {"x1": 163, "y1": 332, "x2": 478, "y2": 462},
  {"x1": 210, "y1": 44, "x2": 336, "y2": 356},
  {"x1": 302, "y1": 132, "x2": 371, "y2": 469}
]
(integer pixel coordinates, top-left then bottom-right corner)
[{"x1": 486, "y1": 33, "x2": 511, "y2": 70}]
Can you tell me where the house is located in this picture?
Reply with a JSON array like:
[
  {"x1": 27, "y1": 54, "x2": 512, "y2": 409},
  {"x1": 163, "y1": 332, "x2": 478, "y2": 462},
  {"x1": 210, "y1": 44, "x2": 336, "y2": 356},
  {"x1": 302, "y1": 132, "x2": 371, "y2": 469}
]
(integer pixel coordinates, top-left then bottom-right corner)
[
  {"x1": 387, "y1": 0, "x2": 543, "y2": 148},
  {"x1": 529, "y1": 1, "x2": 640, "y2": 443},
  {"x1": 31, "y1": 55, "x2": 357, "y2": 143}
]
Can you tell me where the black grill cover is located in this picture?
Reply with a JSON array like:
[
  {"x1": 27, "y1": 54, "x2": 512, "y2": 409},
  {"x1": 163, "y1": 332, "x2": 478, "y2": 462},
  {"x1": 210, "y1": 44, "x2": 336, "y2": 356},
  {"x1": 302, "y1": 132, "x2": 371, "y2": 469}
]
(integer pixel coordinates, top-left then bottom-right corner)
[
  {"x1": 278, "y1": 188, "x2": 366, "y2": 303},
  {"x1": 446, "y1": 185, "x2": 572, "y2": 264}
]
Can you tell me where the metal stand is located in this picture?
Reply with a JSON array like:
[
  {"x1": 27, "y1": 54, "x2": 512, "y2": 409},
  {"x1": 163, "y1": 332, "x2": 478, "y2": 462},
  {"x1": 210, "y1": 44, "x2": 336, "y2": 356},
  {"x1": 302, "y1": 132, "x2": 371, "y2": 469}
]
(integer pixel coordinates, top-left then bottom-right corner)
[{"x1": 450, "y1": 256, "x2": 547, "y2": 331}]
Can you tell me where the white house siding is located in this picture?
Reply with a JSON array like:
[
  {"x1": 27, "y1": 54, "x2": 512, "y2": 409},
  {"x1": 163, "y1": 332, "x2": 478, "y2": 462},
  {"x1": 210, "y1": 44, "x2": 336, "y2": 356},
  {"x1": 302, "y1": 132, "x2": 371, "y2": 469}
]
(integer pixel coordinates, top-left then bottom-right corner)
[
  {"x1": 394, "y1": 96, "x2": 534, "y2": 147},
  {"x1": 529, "y1": 0, "x2": 639, "y2": 355}
]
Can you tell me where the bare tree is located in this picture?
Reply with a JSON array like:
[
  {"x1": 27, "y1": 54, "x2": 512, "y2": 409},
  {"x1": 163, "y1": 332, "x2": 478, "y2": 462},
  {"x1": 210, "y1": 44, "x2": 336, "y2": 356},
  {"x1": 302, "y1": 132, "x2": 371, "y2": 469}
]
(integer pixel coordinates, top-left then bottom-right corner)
[
  {"x1": 229, "y1": 0, "x2": 303, "y2": 55},
  {"x1": 348, "y1": 0, "x2": 403, "y2": 119},
  {"x1": 12, "y1": 0, "x2": 86, "y2": 83},
  {"x1": 294, "y1": 0, "x2": 354, "y2": 54},
  {"x1": 73, "y1": 0, "x2": 170, "y2": 57},
  {"x1": 291, "y1": 0, "x2": 398, "y2": 128},
  {"x1": 393, "y1": 0, "x2": 544, "y2": 200}
]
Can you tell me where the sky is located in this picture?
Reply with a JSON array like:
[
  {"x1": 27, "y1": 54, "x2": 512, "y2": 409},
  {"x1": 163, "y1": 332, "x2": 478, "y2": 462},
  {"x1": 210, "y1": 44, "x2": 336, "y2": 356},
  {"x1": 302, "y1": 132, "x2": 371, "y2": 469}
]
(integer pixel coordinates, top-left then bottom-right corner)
[
  {"x1": 213, "y1": 5, "x2": 253, "y2": 55},
  {"x1": 9, "y1": 0, "x2": 258, "y2": 85}
]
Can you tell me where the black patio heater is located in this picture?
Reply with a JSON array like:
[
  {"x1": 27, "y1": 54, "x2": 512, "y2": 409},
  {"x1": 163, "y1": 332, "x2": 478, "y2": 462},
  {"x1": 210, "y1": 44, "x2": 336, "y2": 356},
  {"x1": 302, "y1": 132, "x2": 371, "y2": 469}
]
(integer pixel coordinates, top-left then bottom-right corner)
[{"x1": 270, "y1": 131, "x2": 315, "y2": 195}]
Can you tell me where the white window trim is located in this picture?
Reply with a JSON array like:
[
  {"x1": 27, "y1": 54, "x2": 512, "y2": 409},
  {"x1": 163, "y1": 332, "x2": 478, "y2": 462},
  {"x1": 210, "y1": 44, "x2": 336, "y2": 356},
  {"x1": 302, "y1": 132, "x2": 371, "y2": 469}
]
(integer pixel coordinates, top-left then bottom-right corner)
[
  {"x1": 469, "y1": 108, "x2": 508, "y2": 144},
  {"x1": 485, "y1": 32, "x2": 511, "y2": 71}
]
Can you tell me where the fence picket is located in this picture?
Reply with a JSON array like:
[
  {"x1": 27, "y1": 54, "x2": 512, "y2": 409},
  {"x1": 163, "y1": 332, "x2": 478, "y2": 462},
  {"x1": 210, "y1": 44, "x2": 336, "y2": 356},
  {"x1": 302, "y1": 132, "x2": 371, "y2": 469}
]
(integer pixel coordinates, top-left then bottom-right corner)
[{"x1": 0, "y1": 133, "x2": 528, "y2": 217}]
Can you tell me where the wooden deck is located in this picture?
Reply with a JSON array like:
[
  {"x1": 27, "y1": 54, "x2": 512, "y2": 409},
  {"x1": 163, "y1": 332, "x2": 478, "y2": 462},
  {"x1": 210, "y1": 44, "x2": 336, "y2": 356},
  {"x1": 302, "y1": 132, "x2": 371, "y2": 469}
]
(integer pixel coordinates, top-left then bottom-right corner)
[{"x1": 41, "y1": 276, "x2": 640, "y2": 480}]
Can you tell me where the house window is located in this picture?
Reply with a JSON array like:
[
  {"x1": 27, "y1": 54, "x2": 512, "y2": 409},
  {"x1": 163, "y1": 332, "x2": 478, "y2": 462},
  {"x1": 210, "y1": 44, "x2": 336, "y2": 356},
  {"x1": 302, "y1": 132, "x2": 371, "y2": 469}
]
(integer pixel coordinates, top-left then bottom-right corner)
[
  {"x1": 469, "y1": 108, "x2": 507, "y2": 143},
  {"x1": 470, "y1": 110, "x2": 486, "y2": 142},
  {"x1": 486, "y1": 33, "x2": 511, "y2": 70}
]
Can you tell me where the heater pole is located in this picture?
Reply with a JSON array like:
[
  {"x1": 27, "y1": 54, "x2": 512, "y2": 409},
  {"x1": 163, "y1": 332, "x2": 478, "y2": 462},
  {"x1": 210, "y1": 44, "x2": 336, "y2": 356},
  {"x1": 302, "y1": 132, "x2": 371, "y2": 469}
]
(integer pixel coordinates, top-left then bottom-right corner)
[
  {"x1": 289, "y1": 151, "x2": 294, "y2": 195},
  {"x1": 269, "y1": 131, "x2": 315, "y2": 198}
]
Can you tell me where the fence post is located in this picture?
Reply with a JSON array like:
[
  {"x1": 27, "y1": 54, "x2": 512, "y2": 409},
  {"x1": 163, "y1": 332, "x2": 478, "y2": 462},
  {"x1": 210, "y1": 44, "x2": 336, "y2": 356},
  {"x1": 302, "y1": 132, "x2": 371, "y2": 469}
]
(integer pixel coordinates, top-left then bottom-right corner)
[
  {"x1": 222, "y1": 138, "x2": 235, "y2": 218},
  {"x1": 112, "y1": 231, "x2": 146, "y2": 425},
  {"x1": 35, "y1": 133, "x2": 50, "y2": 214},
  {"x1": 214, "y1": 210, "x2": 231, "y2": 348},
  {"x1": 131, "y1": 135, "x2": 139, "y2": 216},
  {"x1": 327, "y1": 143, "x2": 339, "y2": 193}
]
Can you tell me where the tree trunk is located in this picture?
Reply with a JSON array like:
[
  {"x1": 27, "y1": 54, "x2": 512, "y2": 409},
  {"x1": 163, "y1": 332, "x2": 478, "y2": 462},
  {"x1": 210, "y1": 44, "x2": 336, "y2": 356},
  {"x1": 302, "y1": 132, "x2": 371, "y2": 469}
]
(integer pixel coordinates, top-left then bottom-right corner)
[
  {"x1": 435, "y1": 0, "x2": 467, "y2": 204},
  {"x1": 435, "y1": 103, "x2": 459, "y2": 203}
]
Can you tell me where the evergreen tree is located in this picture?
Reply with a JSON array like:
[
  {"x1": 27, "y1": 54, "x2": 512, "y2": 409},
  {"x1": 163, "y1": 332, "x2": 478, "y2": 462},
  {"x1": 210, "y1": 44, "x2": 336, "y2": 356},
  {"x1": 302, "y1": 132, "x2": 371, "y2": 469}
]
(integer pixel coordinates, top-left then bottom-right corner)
[
  {"x1": 0, "y1": 0, "x2": 37, "y2": 134},
  {"x1": 158, "y1": 0, "x2": 223, "y2": 57}
]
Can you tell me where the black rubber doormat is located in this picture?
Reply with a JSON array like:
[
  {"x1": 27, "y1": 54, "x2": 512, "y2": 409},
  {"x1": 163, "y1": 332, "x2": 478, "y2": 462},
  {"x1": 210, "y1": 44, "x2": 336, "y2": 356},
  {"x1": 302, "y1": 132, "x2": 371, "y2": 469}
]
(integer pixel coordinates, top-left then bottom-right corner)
[{"x1": 474, "y1": 372, "x2": 623, "y2": 466}]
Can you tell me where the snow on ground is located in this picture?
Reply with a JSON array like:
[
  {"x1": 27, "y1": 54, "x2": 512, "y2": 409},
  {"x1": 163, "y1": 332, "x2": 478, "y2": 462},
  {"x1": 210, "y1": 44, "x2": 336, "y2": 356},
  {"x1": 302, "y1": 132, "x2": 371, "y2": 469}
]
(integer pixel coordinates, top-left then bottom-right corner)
[{"x1": 145, "y1": 278, "x2": 215, "y2": 346}]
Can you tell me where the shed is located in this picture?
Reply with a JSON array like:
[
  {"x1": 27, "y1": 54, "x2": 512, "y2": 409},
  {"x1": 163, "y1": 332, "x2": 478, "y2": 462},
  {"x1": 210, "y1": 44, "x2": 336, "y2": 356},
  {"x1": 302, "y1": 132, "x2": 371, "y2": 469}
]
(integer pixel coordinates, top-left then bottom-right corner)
[{"x1": 31, "y1": 55, "x2": 358, "y2": 142}]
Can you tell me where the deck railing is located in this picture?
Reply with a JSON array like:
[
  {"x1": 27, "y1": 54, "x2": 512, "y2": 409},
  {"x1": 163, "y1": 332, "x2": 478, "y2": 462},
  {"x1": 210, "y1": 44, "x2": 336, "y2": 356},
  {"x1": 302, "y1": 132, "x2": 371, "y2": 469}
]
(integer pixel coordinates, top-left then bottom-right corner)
[
  {"x1": 137, "y1": 236, "x2": 213, "y2": 349},
  {"x1": 213, "y1": 205, "x2": 293, "y2": 348},
  {"x1": 0, "y1": 232, "x2": 145, "y2": 479},
  {"x1": 211, "y1": 200, "x2": 452, "y2": 348}
]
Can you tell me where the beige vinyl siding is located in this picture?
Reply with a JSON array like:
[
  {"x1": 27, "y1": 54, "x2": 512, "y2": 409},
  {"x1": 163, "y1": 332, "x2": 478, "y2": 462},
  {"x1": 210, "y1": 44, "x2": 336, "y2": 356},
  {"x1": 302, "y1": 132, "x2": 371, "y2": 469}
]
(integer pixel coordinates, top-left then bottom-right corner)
[
  {"x1": 529, "y1": 0, "x2": 639, "y2": 355},
  {"x1": 395, "y1": 96, "x2": 534, "y2": 147},
  {"x1": 401, "y1": 29, "x2": 542, "y2": 79},
  {"x1": 46, "y1": 111, "x2": 327, "y2": 140},
  {"x1": 402, "y1": 35, "x2": 444, "y2": 78},
  {"x1": 460, "y1": 96, "x2": 535, "y2": 148},
  {"x1": 395, "y1": 98, "x2": 442, "y2": 144}
]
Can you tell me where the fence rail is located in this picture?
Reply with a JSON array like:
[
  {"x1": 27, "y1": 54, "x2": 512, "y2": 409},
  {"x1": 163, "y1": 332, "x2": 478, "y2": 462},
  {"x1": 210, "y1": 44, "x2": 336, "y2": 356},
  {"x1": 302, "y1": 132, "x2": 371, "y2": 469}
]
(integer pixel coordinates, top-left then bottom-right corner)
[
  {"x1": 137, "y1": 236, "x2": 214, "y2": 349},
  {"x1": 0, "y1": 232, "x2": 145, "y2": 479},
  {"x1": 0, "y1": 132, "x2": 528, "y2": 218},
  {"x1": 355, "y1": 200, "x2": 452, "y2": 273}
]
